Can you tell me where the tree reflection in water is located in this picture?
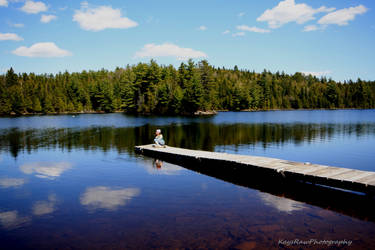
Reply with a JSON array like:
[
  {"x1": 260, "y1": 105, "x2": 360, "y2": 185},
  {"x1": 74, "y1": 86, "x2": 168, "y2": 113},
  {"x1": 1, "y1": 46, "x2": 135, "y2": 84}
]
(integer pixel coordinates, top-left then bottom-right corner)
[{"x1": 1, "y1": 122, "x2": 374, "y2": 159}]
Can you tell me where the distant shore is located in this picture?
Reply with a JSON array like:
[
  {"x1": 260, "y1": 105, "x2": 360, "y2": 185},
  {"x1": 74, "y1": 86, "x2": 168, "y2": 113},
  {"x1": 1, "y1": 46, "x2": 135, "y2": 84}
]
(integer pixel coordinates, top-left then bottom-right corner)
[
  {"x1": 219, "y1": 107, "x2": 374, "y2": 112},
  {"x1": 1, "y1": 108, "x2": 374, "y2": 118},
  {"x1": 0, "y1": 110, "x2": 217, "y2": 117}
]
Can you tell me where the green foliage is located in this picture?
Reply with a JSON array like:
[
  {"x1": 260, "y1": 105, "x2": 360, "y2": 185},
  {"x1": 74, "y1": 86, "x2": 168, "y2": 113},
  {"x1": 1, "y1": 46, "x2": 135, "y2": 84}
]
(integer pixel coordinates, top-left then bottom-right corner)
[
  {"x1": 181, "y1": 60, "x2": 204, "y2": 114},
  {"x1": 0, "y1": 83, "x2": 12, "y2": 114},
  {"x1": 32, "y1": 97, "x2": 42, "y2": 112},
  {"x1": 0, "y1": 60, "x2": 374, "y2": 115},
  {"x1": 6, "y1": 68, "x2": 18, "y2": 87}
]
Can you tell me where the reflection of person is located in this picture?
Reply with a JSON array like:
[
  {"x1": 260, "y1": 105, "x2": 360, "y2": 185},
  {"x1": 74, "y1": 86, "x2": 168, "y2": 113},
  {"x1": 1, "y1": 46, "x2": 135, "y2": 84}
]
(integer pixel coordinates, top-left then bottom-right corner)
[
  {"x1": 153, "y1": 129, "x2": 166, "y2": 147},
  {"x1": 155, "y1": 159, "x2": 163, "y2": 169}
]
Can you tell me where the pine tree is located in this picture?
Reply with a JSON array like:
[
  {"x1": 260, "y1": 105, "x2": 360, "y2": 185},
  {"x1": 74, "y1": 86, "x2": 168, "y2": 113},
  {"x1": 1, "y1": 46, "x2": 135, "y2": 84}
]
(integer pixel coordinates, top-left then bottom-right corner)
[
  {"x1": 6, "y1": 68, "x2": 18, "y2": 87},
  {"x1": 0, "y1": 83, "x2": 12, "y2": 114}
]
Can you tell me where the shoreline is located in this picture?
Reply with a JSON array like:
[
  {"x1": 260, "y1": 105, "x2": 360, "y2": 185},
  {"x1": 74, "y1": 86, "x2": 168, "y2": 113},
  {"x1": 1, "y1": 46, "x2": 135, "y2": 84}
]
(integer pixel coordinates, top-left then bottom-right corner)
[
  {"x1": 220, "y1": 107, "x2": 375, "y2": 112},
  {"x1": 0, "y1": 108, "x2": 374, "y2": 118}
]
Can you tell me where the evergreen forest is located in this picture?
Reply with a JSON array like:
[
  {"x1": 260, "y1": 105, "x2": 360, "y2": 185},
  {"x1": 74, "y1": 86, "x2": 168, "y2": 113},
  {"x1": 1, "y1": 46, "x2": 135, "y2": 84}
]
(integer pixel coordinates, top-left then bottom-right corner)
[{"x1": 1, "y1": 59, "x2": 374, "y2": 115}]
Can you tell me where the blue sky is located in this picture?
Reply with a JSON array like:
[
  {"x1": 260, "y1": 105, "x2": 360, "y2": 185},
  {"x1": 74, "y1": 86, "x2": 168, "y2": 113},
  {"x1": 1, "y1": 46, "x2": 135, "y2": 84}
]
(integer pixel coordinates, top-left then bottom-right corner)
[{"x1": 0, "y1": 0, "x2": 374, "y2": 81}]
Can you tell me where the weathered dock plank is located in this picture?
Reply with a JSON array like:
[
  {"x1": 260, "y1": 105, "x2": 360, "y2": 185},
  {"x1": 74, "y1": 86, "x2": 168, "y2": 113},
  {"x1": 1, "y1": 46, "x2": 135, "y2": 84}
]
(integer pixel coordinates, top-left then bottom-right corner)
[
  {"x1": 357, "y1": 174, "x2": 375, "y2": 185},
  {"x1": 135, "y1": 144, "x2": 375, "y2": 194},
  {"x1": 344, "y1": 171, "x2": 375, "y2": 182}
]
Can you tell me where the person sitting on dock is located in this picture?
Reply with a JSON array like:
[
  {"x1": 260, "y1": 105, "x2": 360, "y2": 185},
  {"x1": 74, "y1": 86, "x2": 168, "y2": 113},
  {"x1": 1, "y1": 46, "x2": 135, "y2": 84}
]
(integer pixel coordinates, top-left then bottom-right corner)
[{"x1": 153, "y1": 129, "x2": 166, "y2": 147}]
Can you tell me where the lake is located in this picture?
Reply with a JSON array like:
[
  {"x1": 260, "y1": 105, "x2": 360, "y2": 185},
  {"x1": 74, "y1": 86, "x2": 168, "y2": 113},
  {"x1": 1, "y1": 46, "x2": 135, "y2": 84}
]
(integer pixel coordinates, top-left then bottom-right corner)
[{"x1": 0, "y1": 110, "x2": 375, "y2": 249}]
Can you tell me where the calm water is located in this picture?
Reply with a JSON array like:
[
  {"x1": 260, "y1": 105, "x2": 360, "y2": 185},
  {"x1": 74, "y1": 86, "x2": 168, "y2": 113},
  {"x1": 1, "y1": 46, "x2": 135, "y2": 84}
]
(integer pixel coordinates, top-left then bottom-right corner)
[{"x1": 0, "y1": 110, "x2": 375, "y2": 249}]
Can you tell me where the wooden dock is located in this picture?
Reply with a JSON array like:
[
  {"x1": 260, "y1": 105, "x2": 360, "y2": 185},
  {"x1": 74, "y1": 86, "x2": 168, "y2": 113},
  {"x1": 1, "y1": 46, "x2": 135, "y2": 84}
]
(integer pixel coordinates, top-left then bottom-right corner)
[{"x1": 135, "y1": 145, "x2": 375, "y2": 195}]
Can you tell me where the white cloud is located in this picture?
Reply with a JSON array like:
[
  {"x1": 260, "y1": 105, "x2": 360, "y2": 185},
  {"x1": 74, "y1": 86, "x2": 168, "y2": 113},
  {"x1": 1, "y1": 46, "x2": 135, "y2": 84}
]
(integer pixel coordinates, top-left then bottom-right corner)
[
  {"x1": 32, "y1": 194, "x2": 57, "y2": 216},
  {"x1": 41, "y1": 14, "x2": 57, "y2": 23},
  {"x1": 303, "y1": 24, "x2": 318, "y2": 32},
  {"x1": 301, "y1": 70, "x2": 332, "y2": 77},
  {"x1": 0, "y1": 0, "x2": 8, "y2": 7},
  {"x1": 257, "y1": 0, "x2": 335, "y2": 28},
  {"x1": 12, "y1": 42, "x2": 72, "y2": 58},
  {"x1": 73, "y1": 4, "x2": 138, "y2": 31},
  {"x1": 259, "y1": 192, "x2": 306, "y2": 214},
  {"x1": 232, "y1": 32, "x2": 245, "y2": 37},
  {"x1": 238, "y1": 12, "x2": 245, "y2": 18},
  {"x1": 59, "y1": 6, "x2": 68, "y2": 11},
  {"x1": 198, "y1": 25, "x2": 207, "y2": 31},
  {"x1": 222, "y1": 30, "x2": 230, "y2": 35},
  {"x1": 134, "y1": 43, "x2": 207, "y2": 60},
  {"x1": 19, "y1": 161, "x2": 72, "y2": 178},
  {"x1": 237, "y1": 25, "x2": 270, "y2": 33},
  {"x1": 318, "y1": 5, "x2": 368, "y2": 26},
  {"x1": 0, "y1": 178, "x2": 25, "y2": 188},
  {"x1": 80, "y1": 186, "x2": 140, "y2": 210},
  {"x1": 20, "y1": 1, "x2": 47, "y2": 14},
  {"x1": 0, "y1": 211, "x2": 30, "y2": 229},
  {"x1": 0, "y1": 32, "x2": 23, "y2": 41}
]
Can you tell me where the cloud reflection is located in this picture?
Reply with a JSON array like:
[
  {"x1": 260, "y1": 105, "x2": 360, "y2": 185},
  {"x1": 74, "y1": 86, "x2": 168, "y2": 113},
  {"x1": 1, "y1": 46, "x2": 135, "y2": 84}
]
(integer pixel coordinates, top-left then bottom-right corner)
[
  {"x1": 0, "y1": 178, "x2": 25, "y2": 188},
  {"x1": 0, "y1": 210, "x2": 30, "y2": 229},
  {"x1": 20, "y1": 161, "x2": 72, "y2": 179},
  {"x1": 32, "y1": 194, "x2": 57, "y2": 216},
  {"x1": 258, "y1": 192, "x2": 306, "y2": 214},
  {"x1": 80, "y1": 186, "x2": 140, "y2": 210}
]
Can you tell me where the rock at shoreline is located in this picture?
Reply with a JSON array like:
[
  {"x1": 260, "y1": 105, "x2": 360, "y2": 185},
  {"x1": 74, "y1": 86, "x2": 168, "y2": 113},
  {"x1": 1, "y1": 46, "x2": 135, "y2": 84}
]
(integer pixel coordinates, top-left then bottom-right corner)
[{"x1": 194, "y1": 110, "x2": 217, "y2": 116}]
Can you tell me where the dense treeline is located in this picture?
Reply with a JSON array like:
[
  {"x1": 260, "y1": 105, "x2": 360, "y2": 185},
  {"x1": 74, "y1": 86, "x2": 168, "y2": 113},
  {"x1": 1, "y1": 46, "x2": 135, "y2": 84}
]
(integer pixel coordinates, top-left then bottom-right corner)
[{"x1": 1, "y1": 59, "x2": 374, "y2": 115}]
